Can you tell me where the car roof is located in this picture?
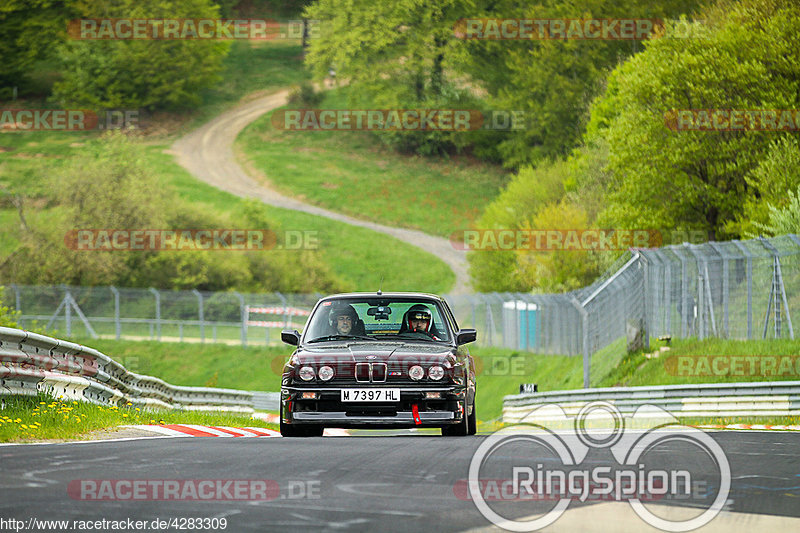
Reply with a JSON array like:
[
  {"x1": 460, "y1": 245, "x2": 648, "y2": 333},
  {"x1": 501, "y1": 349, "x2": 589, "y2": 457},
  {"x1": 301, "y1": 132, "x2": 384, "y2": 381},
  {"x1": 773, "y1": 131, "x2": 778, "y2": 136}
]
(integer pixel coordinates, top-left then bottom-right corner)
[{"x1": 319, "y1": 292, "x2": 445, "y2": 302}]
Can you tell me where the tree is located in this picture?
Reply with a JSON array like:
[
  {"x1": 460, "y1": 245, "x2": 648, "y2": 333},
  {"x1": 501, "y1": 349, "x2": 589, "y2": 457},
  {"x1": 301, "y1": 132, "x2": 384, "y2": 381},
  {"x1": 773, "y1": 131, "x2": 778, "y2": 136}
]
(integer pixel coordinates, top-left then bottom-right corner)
[
  {"x1": 0, "y1": 0, "x2": 73, "y2": 98},
  {"x1": 458, "y1": 0, "x2": 703, "y2": 167},
  {"x1": 52, "y1": 0, "x2": 229, "y2": 110},
  {"x1": 303, "y1": 0, "x2": 484, "y2": 155},
  {"x1": 590, "y1": 0, "x2": 800, "y2": 240}
]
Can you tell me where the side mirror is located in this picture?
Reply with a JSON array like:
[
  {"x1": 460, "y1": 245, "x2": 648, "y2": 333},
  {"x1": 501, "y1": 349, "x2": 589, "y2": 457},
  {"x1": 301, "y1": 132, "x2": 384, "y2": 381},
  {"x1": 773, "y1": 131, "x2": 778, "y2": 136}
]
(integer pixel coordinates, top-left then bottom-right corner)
[
  {"x1": 455, "y1": 329, "x2": 477, "y2": 345},
  {"x1": 281, "y1": 329, "x2": 301, "y2": 346}
]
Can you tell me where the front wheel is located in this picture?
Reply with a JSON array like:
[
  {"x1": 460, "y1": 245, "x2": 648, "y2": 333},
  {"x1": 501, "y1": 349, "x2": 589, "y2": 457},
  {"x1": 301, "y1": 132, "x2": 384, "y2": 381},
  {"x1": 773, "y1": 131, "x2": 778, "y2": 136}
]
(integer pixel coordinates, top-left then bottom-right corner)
[{"x1": 442, "y1": 400, "x2": 470, "y2": 436}]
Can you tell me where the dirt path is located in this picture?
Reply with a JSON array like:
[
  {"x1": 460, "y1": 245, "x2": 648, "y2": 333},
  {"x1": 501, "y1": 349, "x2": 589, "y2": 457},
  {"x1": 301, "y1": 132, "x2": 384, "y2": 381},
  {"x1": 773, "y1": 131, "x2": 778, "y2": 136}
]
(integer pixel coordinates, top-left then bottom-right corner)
[{"x1": 171, "y1": 91, "x2": 470, "y2": 293}]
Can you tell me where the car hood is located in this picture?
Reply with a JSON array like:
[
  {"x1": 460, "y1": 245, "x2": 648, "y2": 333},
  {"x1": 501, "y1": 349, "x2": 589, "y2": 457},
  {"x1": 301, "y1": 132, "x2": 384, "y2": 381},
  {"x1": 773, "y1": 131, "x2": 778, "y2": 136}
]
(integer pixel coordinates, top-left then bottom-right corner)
[{"x1": 293, "y1": 342, "x2": 455, "y2": 365}]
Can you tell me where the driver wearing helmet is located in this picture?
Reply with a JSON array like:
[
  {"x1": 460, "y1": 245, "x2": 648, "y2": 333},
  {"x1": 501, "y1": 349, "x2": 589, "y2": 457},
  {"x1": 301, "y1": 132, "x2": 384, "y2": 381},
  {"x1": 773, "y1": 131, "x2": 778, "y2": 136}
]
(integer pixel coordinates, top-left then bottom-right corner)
[
  {"x1": 329, "y1": 304, "x2": 359, "y2": 335},
  {"x1": 402, "y1": 304, "x2": 441, "y2": 340}
]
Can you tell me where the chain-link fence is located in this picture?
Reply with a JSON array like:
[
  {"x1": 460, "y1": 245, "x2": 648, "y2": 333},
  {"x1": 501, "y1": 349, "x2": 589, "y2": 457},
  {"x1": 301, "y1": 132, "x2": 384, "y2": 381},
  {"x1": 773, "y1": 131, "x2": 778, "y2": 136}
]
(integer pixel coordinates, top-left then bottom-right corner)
[{"x1": 3, "y1": 234, "x2": 798, "y2": 384}]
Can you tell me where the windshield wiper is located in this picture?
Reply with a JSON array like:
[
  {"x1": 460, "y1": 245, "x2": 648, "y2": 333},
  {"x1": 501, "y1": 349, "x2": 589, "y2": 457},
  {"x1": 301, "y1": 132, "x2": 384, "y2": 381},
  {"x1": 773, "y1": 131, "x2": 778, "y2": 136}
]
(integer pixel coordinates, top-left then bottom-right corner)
[{"x1": 307, "y1": 334, "x2": 374, "y2": 343}]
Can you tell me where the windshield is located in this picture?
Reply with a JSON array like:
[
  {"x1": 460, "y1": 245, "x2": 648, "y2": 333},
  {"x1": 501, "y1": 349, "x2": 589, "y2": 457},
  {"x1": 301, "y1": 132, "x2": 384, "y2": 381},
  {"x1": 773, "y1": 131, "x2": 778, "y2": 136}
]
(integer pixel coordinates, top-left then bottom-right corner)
[{"x1": 304, "y1": 297, "x2": 451, "y2": 343}]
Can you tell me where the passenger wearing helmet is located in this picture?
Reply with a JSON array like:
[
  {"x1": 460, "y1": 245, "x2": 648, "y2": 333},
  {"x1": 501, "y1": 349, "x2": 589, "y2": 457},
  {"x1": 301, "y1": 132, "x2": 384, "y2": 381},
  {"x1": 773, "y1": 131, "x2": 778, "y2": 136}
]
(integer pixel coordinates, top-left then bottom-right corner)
[
  {"x1": 400, "y1": 304, "x2": 441, "y2": 340},
  {"x1": 329, "y1": 304, "x2": 362, "y2": 335}
]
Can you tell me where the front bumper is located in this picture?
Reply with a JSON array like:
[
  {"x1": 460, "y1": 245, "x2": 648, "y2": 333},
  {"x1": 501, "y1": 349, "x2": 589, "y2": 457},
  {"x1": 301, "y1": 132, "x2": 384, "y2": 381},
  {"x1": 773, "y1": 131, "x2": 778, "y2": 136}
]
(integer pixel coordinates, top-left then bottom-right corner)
[{"x1": 281, "y1": 385, "x2": 466, "y2": 428}]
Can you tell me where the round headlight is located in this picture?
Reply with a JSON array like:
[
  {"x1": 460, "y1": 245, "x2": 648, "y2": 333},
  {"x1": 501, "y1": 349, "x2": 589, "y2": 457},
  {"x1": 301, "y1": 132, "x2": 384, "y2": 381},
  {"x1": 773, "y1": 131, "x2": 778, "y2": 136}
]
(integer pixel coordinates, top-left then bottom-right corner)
[
  {"x1": 298, "y1": 366, "x2": 315, "y2": 381},
  {"x1": 409, "y1": 365, "x2": 424, "y2": 380},
  {"x1": 428, "y1": 365, "x2": 444, "y2": 380},
  {"x1": 318, "y1": 365, "x2": 334, "y2": 381}
]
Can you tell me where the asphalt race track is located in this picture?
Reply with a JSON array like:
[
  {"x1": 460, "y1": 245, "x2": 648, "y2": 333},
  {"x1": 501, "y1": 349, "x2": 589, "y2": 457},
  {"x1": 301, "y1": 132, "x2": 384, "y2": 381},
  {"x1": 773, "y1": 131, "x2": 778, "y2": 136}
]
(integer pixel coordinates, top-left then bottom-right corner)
[{"x1": 0, "y1": 431, "x2": 798, "y2": 532}]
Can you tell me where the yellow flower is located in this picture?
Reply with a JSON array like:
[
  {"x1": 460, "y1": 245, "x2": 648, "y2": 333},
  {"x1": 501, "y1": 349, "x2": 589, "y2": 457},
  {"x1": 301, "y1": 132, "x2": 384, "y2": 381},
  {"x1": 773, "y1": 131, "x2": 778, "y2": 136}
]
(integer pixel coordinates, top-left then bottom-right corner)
[
  {"x1": 135, "y1": 408, "x2": 140, "y2": 411},
  {"x1": 21, "y1": 425, "x2": 28, "y2": 429},
  {"x1": 122, "y1": 414, "x2": 128, "y2": 418}
]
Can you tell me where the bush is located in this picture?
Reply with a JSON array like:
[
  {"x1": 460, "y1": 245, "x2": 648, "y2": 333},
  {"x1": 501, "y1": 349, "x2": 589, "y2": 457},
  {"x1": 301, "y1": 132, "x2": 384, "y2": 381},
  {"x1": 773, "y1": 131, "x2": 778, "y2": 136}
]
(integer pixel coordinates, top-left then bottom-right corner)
[{"x1": 287, "y1": 83, "x2": 324, "y2": 107}]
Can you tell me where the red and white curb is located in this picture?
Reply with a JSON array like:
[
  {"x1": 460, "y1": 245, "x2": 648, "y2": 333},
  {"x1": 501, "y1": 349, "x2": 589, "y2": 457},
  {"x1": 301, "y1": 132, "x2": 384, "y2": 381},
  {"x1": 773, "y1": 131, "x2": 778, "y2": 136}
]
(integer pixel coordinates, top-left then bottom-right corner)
[
  {"x1": 124, "y1": 425, "x2": 281, "y2": 437},
  {"x1": 696, "y1": 424, "x2": 800, "y2": 431},
  {"x1": 124, "y1": 423, "x2": 350, "y2": 437}
]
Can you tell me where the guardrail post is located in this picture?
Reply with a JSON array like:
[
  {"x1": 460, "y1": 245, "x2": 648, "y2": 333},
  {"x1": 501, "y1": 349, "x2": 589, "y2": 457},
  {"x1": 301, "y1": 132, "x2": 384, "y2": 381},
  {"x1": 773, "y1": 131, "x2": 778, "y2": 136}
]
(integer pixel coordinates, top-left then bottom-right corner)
[
  {"x1": 193, "y1": 289, "x2": 205, "y2": 344},
  {"x1": 233, "y1": 292, "x2": 246, "y2": 347},
  {"x1": 110, "y1": 286, "x2": 121, "y2": 340},
  {"x1": 148, "y1": 288, "x2": 161, "y2": 341}
]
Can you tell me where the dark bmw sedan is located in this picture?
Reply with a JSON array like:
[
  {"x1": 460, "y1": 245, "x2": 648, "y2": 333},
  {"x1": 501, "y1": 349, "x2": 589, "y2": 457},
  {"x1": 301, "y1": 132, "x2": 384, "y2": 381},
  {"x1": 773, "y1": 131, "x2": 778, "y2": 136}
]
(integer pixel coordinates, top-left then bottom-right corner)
[{"x1": 279, "y1": 292, "x2": 477, "y2": 437}]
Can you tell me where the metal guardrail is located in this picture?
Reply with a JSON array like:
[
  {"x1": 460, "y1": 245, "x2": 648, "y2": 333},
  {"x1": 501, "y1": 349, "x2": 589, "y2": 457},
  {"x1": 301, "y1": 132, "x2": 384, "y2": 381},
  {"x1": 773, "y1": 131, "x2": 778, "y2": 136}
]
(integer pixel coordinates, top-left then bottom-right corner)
[
  {"x1": 251, "y1": 391, "x2": 280, "y2": 411},
  {"x1": 503, "y1": 381, "x2": 800, "y2": 422},
  {"x1": 0, "y1": 326, "x2": 255, "y2": 414}
]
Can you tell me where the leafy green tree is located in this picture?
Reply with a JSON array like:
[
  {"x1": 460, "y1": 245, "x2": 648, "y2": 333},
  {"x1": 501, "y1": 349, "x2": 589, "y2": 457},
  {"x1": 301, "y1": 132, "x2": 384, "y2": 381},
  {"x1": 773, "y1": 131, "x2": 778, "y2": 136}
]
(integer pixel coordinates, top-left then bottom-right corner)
[
  {"x1": 591, "y1": 0, "x2": 800, "y2": 239},
  {"x1": 468, "y1": 158, "x2": 567, "y2": 291},
  {"x1": 0, "y1": 0, "x2": 73, "y2": 98},
  {"x1": 735, "y1": 136, "x2": 800, "y2": 236},
  {"x1": 52, "y1": 0, "x2": 229, "y2": 110},
  {"x1": 458, "y1": 0, "x2": 703, "y2": 167},
  {"x1": 303, "y1": 0, "x2": 488, "y2": 155},
  {"x1": 757, "y1": 186, "x2": 800, "y2": 236}
]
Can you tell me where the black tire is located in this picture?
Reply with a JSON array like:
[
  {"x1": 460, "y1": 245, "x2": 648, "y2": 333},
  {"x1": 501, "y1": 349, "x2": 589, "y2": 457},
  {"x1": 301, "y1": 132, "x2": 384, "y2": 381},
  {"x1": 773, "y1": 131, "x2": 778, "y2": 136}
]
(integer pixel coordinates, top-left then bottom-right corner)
[
  {"x1": 279, "y1": 404, "x2": 300, "y2": 437},
  {"x1": 467, "y1": 400, "x2": 477, "y2": 435},
  {"x1": 442, "y1": 400, "x2": 469, "y2": 436}
]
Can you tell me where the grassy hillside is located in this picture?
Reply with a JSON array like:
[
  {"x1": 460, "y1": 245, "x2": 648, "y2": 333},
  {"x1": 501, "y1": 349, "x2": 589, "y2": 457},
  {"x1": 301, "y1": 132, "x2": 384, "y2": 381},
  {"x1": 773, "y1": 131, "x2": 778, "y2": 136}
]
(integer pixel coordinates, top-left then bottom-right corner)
[
  {"x1": 0, "y1": 40, "x2": 455, "y2": 293},
  {"x1": 237, "y1": 88, "x2": 509, "y2": 238},
  {"x1": 63, "y1": 336, "x2": 800, "y2": 427}
]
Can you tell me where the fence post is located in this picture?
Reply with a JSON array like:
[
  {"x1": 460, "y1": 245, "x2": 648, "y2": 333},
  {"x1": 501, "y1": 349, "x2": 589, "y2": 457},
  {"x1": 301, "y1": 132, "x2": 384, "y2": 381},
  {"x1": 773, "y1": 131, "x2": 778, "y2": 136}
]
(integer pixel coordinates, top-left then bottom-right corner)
[
  {"x1": 10, "y1": 284, "x2": 21, "y2": 313},
  {"x1": 64, "y1": 287, "x2": 72, "y2": 336},
  {"x1": 640, "y1": 252, "x2": 650, "y2": 351},
  {"x1": 110, "y1": 286, "x2": 121, "y2": 340},
  {"x1": 759, "y1": 237, "x2": 794, "y2": 340},
  {"x1": 192, "y1": 289, "x2": 205, "y2": 344},
  {"x1": 233, "y1": 291, "x2": 246, "y2": 347},
  {"x1": 570, "y1": 297, "x2": 590, "y2": 388},
  {"x1": 148, "y1": 288, "x2": 161, "y2": 341},
  {"x1": 732, "y1": 241, "x2": 753, "y2": 339}
]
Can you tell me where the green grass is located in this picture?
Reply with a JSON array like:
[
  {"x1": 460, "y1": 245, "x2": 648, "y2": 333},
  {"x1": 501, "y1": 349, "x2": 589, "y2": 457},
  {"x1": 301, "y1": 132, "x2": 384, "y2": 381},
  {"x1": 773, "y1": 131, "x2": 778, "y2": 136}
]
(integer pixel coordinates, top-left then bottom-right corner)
[
  {"x1": 0, "y1": 394, "x2": 276, "y2": 443},
  {"x1": 82, "y1": 338, "x2": 292, "y2": 391},
  {"x1": 0, "y1": 40, "x2": 457, "y2": 293},
  {"x1": 679, "y1": 415, "x2": 800, "y2": 427},
  {"x1": 160, "y1": 145, "x2": 455, "y2": 292},
  {"x1": 597, "y1": 337, "x2": 800, "y2": 387},
  {"x1": 237, "y1": 88, "x2": 509, "y2": 238},
  {"x1": 184, "y1": 40, "x2": 312, "y2": 130},
  {"x1": 7, "y1": 336, "x2": 798, "y2": 440}
]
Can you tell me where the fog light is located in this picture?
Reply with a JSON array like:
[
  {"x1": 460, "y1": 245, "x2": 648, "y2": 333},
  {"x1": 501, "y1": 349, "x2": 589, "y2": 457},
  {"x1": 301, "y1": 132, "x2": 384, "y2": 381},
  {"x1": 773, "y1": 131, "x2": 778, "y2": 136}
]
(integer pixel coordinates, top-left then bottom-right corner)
[
  {"x1": 300, "y1": 392, "x2": 318, "y2": 400},
  {"x1": 424, "y1": 392, "x2": 442, "y2": 399},
  {"x1": 409, "y1": 365, "x2": 424, "y2": 380},
  {"x1": 298, "y1": 366, "x2": 315, "y2": 381}
]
